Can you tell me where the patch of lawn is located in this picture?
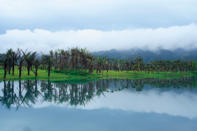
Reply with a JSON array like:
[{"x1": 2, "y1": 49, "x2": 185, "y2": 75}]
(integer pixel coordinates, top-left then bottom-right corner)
[{"x1": 0, "y1": 69, "x2": 196, "y2": 82}]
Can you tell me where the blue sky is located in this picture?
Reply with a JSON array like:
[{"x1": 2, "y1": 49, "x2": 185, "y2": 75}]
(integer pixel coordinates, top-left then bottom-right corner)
[{"x1": 0, "y1": 0, "x2": 197, "y2": 52}]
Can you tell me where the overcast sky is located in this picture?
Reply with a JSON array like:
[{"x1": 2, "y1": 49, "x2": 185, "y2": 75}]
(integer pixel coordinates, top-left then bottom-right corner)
[{"x1": 0, "y1": 0, "x2": 197, "y2": 52}]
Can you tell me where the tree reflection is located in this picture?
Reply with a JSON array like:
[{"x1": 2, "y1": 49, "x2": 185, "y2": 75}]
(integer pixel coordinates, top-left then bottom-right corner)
[{"x1": 0, "y1": 78, "x2": 197, "y2": 109}]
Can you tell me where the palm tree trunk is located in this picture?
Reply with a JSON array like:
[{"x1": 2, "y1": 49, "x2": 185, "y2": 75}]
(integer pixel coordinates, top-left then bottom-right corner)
[
  {"x1": 3, "y1": 61, "x2": 7, "y2": 79},
  {"x1": 8, "y1": 66, "x2": 11, "y2": 74},
  {"x1": 35, "y1": 68, "x2": 38, "y2": 77},
  {"x1": 12, "y1": 62, "x2": 14, "y2": 76},
  {"x1": 48, "y1": 63, "x2": 51, "y2": 77},
  {"x1": 19, "y1": 66, "x2": 22, "y2": 78},
  {"x1": 27, "y1": 65, "x2": 30, "y2": 76}
]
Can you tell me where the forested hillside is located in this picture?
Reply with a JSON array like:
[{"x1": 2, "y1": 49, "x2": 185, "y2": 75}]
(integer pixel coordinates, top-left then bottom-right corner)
[{"x1": 93, "y1": 48, "x2": 197, "y2": 62}]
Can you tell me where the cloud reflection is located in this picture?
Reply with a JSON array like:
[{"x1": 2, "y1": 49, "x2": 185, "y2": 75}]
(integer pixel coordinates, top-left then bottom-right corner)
[{"x1": 31, "y1": 88, "x2": 197, "y2": 119}]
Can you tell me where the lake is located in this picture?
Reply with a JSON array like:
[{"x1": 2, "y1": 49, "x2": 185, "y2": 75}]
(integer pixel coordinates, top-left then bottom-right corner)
[{"x1": 0, "y1": 78, "x2": 197, "y2": 131}]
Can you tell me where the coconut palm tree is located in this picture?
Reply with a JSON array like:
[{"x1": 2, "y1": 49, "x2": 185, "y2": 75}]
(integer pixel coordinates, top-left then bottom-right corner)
[
  {"x1": 6, "y1": 49, "x2": 13, "y2": 75},
  {"x1": 3, "y1": 59, "x2": 7, "y2": 79},
  {"x1": 33, "y1": 59, "x2": 40, "y2": 77},
  {"x1": 23, "y1": 51, "x2": 37, "y2": 76},
  {"x1": 11, "y1": 50, "x2": 17, "y2": 76},
  {"x1": 41, "y1": 55, "x2": 52, "y2": 77},
  {"x1": 17, "y1": 49, "x2": 25, "y2": 78}
]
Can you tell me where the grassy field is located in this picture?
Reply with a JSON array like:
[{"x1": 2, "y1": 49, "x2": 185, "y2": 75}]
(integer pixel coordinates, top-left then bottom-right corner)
[{"x1": 0, "y1": 68, "x2": 196, "y2": 82}]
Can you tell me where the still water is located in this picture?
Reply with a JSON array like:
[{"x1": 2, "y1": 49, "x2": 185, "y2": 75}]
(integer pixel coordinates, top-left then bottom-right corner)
[{"x1": 0, "y1": 78, "x2": 197, "y2": 131}]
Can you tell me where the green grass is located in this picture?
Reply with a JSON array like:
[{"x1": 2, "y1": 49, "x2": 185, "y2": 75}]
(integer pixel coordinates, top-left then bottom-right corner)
[
  {"x1": 0, "y1": 68, "x2": 196, "y2": 82},
  {"x1": 0, "y1": 69, "x2": 98, "y2": 82},
  {"x1": 97, "y1": 70, "x2": 197, "y2": 80}
]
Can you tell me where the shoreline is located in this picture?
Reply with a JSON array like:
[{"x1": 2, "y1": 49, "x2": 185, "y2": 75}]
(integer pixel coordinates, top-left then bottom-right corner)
[{"x1": 0, "y1": 69, "x2": 196, "y2": 82}]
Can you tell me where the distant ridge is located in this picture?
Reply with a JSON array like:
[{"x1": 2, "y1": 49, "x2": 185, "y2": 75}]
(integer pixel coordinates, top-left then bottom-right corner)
[{"x1": 93, "y1": 48, "x2": 197, "y2": 62}]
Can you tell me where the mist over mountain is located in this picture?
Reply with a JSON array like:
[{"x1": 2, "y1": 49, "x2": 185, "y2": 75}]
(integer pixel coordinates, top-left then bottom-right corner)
[{"x1": 93, "y1": 48, "x2": 197, "y2": 62}]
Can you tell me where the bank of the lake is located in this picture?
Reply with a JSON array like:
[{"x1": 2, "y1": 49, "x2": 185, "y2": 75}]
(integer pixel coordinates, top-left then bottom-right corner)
[{"x1": 0, "y1": 69, "x2": 196, "y2": 82}]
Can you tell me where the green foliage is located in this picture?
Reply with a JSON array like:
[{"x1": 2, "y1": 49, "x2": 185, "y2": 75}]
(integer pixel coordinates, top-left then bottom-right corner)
[{"x1": 193, "y1": 61, "x2": 197, "y2": 71}]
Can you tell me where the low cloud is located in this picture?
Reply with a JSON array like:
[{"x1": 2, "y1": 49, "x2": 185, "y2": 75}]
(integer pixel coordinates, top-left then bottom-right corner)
[{"x1": 0, "y1": 24, "x2": 197, "y2": 53}]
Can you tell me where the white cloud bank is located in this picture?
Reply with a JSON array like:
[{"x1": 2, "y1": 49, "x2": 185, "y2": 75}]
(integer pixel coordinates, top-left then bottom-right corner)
[{"x1": 0, "y1": 24, "x2": 197, "y2": 53}]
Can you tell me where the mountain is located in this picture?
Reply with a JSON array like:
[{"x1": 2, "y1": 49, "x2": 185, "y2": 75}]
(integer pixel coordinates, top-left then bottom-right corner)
[{"x1": 92, "y1": 48, "x2": 197, "y2": 62}]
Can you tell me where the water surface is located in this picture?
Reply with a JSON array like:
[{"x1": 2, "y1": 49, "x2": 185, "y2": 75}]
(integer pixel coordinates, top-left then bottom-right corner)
[{"x1": 0, "y1": 78, "x2": 197, "y2": 131}]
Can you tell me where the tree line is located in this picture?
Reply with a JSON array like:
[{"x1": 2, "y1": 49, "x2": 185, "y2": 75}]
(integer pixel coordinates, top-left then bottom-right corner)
[{"x1": 0, "y1": 48, "x2": 196, "y2": 79}]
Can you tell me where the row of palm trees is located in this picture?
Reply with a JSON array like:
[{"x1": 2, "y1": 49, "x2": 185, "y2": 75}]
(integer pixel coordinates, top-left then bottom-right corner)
[
  {"x1": 88, "y1": 56, "x2": 195, "y2": 72},
  {"x1": 2, "y1": 49, "x2": 38, "y2": 79},
  {"x1": 0, "y1": 48, "x2": 196, "y2": 79},
  {"x1": 1, "y1": 48, "x2": 95, "y2": 79}
]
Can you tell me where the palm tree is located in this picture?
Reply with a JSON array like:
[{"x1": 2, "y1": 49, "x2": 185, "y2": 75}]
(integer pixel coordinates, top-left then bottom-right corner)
[
  {"x1": 49, "y1": 50, "x2": 54, "y2": 70},
  {"x1": 11, "y1": 50, "x2": 17, "y2": 76},
  {"x1": 17, "y1": 49, "x2": 24, "y2": 78},
  {"x1": 3, "y1": 49, "x2": 14, "y2": 79},
  {"x1": 41, "y1": 55, "x2": 52, "y2": 77},
  {"x1": 23, "y1": 51, "x2": 37, "y2": 76},
  {"x1": 3, "y1": 59, "x2": 7, "y2": 79},
  {"x1": 54, "y1": 51, "x2": 58, "y2": 70},
  {"x1": 6, "y1": 49, "x2": 13, "y2": 75},
  {"x1": 33, "y1": 59, "x2": 40, "y2": 77},
  {"x1": 86, "y1": 54, "x2": 94, "y2": 73}
]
